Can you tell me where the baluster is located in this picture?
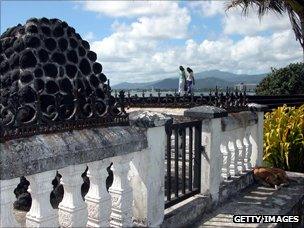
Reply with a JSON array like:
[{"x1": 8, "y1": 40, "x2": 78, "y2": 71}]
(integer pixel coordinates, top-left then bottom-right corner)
[
  {"x1": 243, "y1": 133, "x2": 252, "y2": 170},
  {"x1": 236, "y1": 139, "x2": 246, "y2": 173},
  {"x1": 58, "y1": 164, "x2": 88, "y2": 227},
  {"x1": 85, "y1": 160, "x2": 112, "y2": 227},
  {"x1": 109, "y1": 157, "x2": 133, "y2": 227},
  {"x1": 228, "y1": 138, "x2": 238, "y2": 177},
  {"x1": 0, "y1": 178, "x2": 20, "y2": 227},
  {"x1": 26, "y1": 170, "x2": 59, "y2": 227},
  {"x1": 220, "y1": 143, "x2": 230, "y2": 180}
]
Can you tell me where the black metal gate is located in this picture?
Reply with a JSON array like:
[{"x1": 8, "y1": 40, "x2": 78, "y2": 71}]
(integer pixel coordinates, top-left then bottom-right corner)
[{"x1": 165, "y1": 120, "x2": 202, "y2": 208}]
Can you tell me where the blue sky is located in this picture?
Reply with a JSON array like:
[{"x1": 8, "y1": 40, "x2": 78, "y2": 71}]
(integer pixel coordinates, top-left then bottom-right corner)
[{"x1": 1, "y1": 1, "x2": 302, "y2": 85}]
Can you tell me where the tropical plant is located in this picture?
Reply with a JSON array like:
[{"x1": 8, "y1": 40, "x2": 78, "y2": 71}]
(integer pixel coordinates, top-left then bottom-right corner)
[
  {"x1": 263, "y1": 105, "x2": 304, "y2": 172},
  {"x1": 256, "y1": 62, "x2": 304, "y2": 95},
  {"x1": 226, "y1": 0, "x2": 304, "y2": 60}
]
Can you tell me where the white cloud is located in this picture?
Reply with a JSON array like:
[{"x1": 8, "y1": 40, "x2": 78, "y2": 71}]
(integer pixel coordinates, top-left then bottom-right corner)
[
  {"x1": 80, "y1": 1, "x2": 301, "y2": 85},
  {"x1": 189, "y1": 1, "x2": 225, "y2": 17},
  {"x1": 83, "y1": 1, "x2": 181, "y2": 18},
  {"x1": 83, "y1": 1, "x2": 190, "y2": 40},
  {"x1": 223, "y1": 9, "x2": 290, "y2": 35},
  {"x1": 189, "y1": 1, "x2": 290, "y2": 36},
  {"x1": 90, "y1": 28, "x2": 302, "y2": 85},
  {"x1": 127, "y1": 13, "x2": 190, "y2": 39}
]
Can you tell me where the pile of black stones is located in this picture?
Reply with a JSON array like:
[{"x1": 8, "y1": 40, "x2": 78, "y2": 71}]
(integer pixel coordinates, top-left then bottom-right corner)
[
  {"x1": 0, "y1": 17, "x2": 115, "y2": 211},
  {"x1": 0, "y1": 17, "x2": 107, "y2": 125}
]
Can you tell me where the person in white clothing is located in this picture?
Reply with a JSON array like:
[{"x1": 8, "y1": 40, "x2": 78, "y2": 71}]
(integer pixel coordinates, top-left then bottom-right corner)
[
  {"x1": 178, "y1": 66, "x2": 187, "y2": 95},
  {"x1": 186, "y1": 67, "x2": 195, "y2": 94}
]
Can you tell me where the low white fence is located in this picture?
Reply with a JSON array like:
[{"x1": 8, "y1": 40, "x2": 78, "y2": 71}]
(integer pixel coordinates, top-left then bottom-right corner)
[{"x1": 0, "y1": 105, "x2": 265, "y2": 227}]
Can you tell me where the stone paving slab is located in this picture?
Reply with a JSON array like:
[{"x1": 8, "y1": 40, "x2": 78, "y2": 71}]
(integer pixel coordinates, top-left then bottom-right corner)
[
  {"x1": 193, "y1": 172, "x2": 304, "y2": 228},
  {"x1": 127, "y1": 107, "x2": 187, "y2": 116}
]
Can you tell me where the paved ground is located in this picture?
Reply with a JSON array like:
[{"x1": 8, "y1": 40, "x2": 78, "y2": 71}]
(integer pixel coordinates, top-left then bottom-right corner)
[
  {"x1": 127, "y1": 107, "x2": 186, "y2": 116},
  {"x1": 192, "y1": 172, "x2": 304, "y2": 228}
]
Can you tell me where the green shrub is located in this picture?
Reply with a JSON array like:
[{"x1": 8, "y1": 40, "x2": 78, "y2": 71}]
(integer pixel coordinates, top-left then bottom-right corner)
[
  {"x1": 263, "y1": 105, "x2": 304, "y2": 172},
  {"x1": 256, "y1": 62, "x2": 304, "y2": 95}
]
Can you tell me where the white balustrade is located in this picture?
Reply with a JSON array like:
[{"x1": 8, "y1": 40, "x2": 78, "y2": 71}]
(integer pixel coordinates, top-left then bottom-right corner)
[
  {"x1": 58, "y1": 164, "x2": 88, "y2": 228},
  {"x1": 236, "y1": 137, "x2": 246, "y2": 173},
  {"x1": 197, "y1": 108, "x2": 264, "y2": 205},
  {"x1": 109, "y1": 156, "x2": 133, "y2": 227},
  {"x1": 26, "y1": 170, "x2": 59, "y2": 227},
  {"x1": 228, "y1": 134, "x2": 239, "y2": 177},
  {"x1": 0, "y1": 178, "x2": 20, "y2": 227},
  {"x1": 0, "y1": 108, "x2": 265, "y2": 227},
  {"x1": 220, "y1": 142, "x2": 231, "y2": 180},
  {"x1": 243, "y1": 130, "x2": 253, "y2": 170},
  {"x1": 85, "y1": 159, "x2": 112, "y2": 227}
]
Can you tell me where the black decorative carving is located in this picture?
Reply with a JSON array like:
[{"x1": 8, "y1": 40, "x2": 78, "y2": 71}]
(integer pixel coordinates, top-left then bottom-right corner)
[
  {"x1": 120, "y1": 87, "x2": 249, "y2": 112},
  {"x1": 0, "y1": 18, "x2": 128, "y2": 142}
]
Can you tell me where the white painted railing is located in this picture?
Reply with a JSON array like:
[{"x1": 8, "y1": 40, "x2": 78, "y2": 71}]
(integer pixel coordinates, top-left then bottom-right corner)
[
  {"x1": 0, "y1": 115, "x2": 168, "y2": 228},
  {"x1": 1, "y1": 107, "x2": 265, "y2": 227},
  {"x1": 195, "y1": 108, "x2": 265, "y2": 202},
  {"x1": 220, "y1": 120, "x2": 259, "y2": 180}
]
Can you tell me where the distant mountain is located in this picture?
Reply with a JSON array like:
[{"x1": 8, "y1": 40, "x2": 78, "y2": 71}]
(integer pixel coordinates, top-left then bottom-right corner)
[
  {"x1": 195, "y1": 70, "x2": 266, "y2": 84},
  {"x1": 112, "y1": 70, "x2": 267, "y2": 90}
]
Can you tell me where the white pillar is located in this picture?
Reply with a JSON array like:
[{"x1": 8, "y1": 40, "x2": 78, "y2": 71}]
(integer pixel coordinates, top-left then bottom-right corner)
[
  {"x1": 85, "y1": 160, "x2": 112, "y2": 227},
  {"x1": 247, "y1": 104, "x2": 266, "y2": 167},
  {"x1": 243, "y1": 131, "x2": 252, "y2": 170},
  {"x1": 201, "y1": 118, "x2": 222, "y2": 202},
  {"x1": 58, "y1": 164, "x2": 88, "y2": 228},
  {"x1": 236, "y1": 138, "x2": 246, "y2": 173},
  {"x1": 109, "y1": 156, "x2": 133, "y2": 227},
  {"x1": 26, "y1": 170, "x2": 59, "y2": 227},
  {"x1": 220, "y1": 142, "x2": 230, "y2": 180},
  {"x1": 228, "y1": 137, "x2": 238, "y2": 177},
  {"x1": 0, "y1": 178, "x2": 20, "y2": 227},
  {"x1": 256, "y1": 111, "x2": 264, "y2": 166},
  {"x1": 130, "y1": 126, "x2": 166, "y2": 227}
]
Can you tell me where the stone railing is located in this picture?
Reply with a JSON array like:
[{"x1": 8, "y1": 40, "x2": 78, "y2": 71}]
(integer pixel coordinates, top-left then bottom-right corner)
[
  {"x1": 1, "y1": 104, "x2": 266, "y2": 227},
  {"x1": 184, "y1": 103, "x2": 266, "y2": 203},
  {"x1": 0, "y1": 112, "x2": 171, "y2": 228}
]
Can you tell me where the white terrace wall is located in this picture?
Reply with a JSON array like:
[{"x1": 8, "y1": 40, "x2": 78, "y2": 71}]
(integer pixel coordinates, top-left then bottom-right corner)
[
  {"x1": 0, "y1": 111, "x2": 171, "y2": 228},
  {"x1": 184, "y1": 104, "x2": 265, "y2": 203},
  {"x1": 1, "y1": 106, "x2": 265, "y2": 227}
]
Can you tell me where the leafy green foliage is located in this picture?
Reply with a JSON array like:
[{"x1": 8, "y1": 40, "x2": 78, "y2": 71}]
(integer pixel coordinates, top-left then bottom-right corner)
[
  {"x1": 256, "y1": 63, "x2": 304, "y2": 95},
  {"x1": 263, "y1": 105, "x2": 304, "y2": 172}
]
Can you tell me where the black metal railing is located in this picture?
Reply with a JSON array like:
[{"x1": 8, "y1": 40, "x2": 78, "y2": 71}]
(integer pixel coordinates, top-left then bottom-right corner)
[
  {"x1": 247, "y1": 94, "x2": 304, "y2": 111},
  {"x1": 113, "y1": 89, "x2": 304, "y2": 112},
  {"x1": 0, "y1": 81, "x2": 129, "y2": 142},
  {"x1": 165, "y1": 120, "x2": 202, "y2": 208},
  {"x1": 114, "y1": 87, "x2": 249, "y2": 113}
]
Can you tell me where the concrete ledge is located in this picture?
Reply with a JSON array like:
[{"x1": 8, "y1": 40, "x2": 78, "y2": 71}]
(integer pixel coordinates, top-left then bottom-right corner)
[
  {"x1": 162, "y1": 195, "x2": 212, "y2": 228},
  {"x1": 162, "y1": 172, "x2": 255, "y2": 228},
  {"x1": 219, "y1": 171, "x2": 255, "y2": 203},
  {"x1": 184, "y1": 106, "x2": 228, "y2": 119},
  {"x1": 0, "y1": 126, "x2": 147, "y2": 180},
  {"x1": 129, "y1": 110, "x2": 173, "y2": 128}
]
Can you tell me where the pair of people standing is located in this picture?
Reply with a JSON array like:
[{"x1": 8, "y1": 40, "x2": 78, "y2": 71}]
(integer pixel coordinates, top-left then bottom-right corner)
[{"x1": 178, "y1": 66, "x2": 195, "y2": 95}]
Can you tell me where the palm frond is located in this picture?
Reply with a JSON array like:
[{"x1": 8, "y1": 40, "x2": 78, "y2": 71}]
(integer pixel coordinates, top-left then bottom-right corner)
[
  {"x1": 286, "y1": 4, "x2": 304, "y2": 47},
  {"x1": 226, "y1": 0, "x2": 304, "y2": 51},
  {"x1": 226, "y1": 0, "x2": 286, "y2": 17}
]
